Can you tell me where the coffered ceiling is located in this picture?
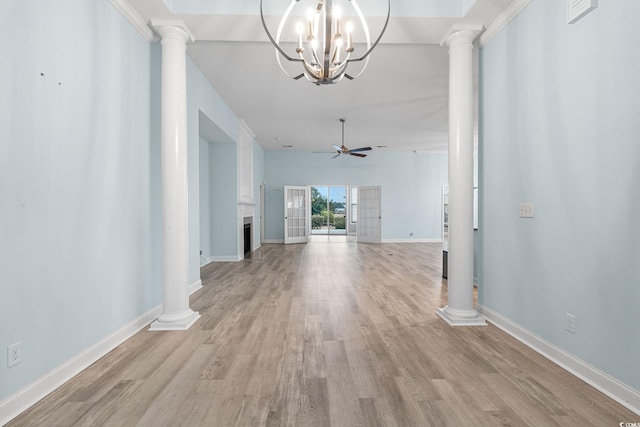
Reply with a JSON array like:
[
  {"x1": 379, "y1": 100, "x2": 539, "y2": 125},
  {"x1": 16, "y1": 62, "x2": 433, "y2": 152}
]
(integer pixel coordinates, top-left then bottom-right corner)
[{"x1": 120, "y1": 0, "x2": 528, "y2": 152}]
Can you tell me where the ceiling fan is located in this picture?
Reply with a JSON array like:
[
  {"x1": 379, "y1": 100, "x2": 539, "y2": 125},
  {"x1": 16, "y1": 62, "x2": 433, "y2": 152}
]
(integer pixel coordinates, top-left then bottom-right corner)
[{"x1": 332, "y1": 118, "x2": 372, "y2": 158}]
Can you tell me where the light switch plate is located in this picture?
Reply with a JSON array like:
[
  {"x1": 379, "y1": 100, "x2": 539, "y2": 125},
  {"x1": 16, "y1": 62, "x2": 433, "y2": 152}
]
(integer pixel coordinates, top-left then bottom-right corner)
[{"x1": 519, "y1": 203, "x2": 534, "y2": 218}]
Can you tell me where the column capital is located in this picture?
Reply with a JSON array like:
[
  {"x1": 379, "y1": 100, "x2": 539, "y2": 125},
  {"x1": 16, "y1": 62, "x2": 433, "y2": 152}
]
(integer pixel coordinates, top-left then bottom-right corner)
[
  {"x1": 440, "y1": 24, "x2": 485, "y2": 48},
  {"x1": 151, "y1": 20, "x2": 195, "y2": 43}
]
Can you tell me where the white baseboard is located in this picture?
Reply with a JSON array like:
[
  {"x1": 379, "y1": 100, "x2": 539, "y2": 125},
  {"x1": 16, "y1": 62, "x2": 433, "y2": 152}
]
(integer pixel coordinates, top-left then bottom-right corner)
[
  {"x1": 189, "y1": 279, "x2": 203, "y2": 295},
  {"x1": 477, "y1": 305, "x2": 640, "y2": 415},
  {"x1": 382, "y1": 238, "x2": 443, "y2": 243},
  {"x1": 206, "y1": 255, "x2": 241, "y2": 262},
  {"x1": 0, "y1": 305, "x2": 163, "y2": 425},
  {"x1": 263, "y1": 239, "x2": 284, "y2": 244},
  {"x1": 1, "y1": 278, "x2": 204, "y2": 424}
]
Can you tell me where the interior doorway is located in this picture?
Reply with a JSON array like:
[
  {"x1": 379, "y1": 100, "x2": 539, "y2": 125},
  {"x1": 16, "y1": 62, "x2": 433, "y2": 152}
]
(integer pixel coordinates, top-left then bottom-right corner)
[{"x1": 310, "y1": 186, "x2": 348, "y2": 235}]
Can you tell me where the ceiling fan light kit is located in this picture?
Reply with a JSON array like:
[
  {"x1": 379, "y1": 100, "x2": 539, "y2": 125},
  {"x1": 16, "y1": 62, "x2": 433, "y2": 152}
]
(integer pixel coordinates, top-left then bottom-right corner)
[{"x1": 260, "y1": 0, "x2": 390, "y2": 85}]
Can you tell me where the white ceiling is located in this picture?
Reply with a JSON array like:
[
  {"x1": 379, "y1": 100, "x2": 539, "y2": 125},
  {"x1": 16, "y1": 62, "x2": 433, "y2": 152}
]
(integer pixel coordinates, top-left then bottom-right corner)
[{"x1": 125, "y1": 0, "x2": 518, "y2": 152}]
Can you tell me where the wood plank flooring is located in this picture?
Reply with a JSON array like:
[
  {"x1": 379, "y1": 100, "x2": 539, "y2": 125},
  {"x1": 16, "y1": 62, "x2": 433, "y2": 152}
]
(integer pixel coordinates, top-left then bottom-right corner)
[{"x1": 8, "y1": 242, "x2": 638, "y2": 426}]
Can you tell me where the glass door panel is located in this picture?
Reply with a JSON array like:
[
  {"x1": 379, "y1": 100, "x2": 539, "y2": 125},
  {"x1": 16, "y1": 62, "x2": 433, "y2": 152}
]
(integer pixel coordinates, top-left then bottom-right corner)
[
  {"x1": 310, "y1": 186, "x2": 347, "y2": 235},
  {"x1": 328, "y1": 187, "x2": 347, "y2": 235},
  {"x1": 311, "y1": 186, "x2": 328, "y2": 235}
]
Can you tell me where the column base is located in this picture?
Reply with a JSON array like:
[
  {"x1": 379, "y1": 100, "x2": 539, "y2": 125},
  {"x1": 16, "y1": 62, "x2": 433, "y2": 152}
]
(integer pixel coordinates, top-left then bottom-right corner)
[
  {"x1": 149, "y1": 310, "x2": 200, "y2": 331},
  {"x1": 437, "y1": 306, "x2": 487, "y2": 326}
]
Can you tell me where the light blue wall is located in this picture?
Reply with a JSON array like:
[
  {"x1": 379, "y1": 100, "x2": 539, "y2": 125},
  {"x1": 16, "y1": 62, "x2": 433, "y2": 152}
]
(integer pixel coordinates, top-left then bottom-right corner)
[
  {"x1": 210, "y1": 141, "x2": 238, "y2": 257},
  {"x1": 264, "y1": 150, "x2": 447, "y2": 241},
  {"x1": 253, "y1": 141, "x2": 265, "y2": 247},
  {"x1": 186, "y1": 57, "x2": 238, "y2": 281},
  {"x1": 0, "y1": 0, "x2": 154, "y2": 401},
  {"x1": 199, "y1": 137, "x2": 213, "y2": 259},
  {"x1": 479, "y1": 0, "x2": 640, "y2": 391}
]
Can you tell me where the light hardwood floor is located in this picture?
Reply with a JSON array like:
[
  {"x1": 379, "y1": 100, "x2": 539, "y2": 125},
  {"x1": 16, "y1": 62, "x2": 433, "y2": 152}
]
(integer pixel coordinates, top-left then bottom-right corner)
[{"x1": 9, "y1": 242, "x2": 638, "y2": 426}]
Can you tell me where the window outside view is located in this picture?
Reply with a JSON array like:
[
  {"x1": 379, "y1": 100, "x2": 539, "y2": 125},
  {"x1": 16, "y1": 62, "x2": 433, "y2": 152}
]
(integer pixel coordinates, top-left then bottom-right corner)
[{"x1": 311, "y1": 186, "x2": 348, "y2": 235}]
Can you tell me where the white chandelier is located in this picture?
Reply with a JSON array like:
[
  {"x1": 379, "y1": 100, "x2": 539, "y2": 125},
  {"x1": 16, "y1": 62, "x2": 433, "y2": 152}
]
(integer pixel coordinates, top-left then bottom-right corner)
[{"x1": 260, "y1": 0, "x2": 390, "y2": 85}]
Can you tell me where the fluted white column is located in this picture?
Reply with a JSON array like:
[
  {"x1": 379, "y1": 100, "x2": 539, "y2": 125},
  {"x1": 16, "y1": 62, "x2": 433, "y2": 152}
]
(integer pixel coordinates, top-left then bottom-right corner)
[
  {"x1": 437, "y1": 25, "x2": 486, "y2": 327},
  {"x1": 149, "y1": 21, "x2": 200, "y2": 331}
]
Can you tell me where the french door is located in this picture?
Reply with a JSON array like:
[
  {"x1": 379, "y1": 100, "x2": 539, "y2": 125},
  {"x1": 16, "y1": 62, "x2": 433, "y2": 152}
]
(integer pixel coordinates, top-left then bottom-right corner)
[
  {"x1": 284, "y1": 186, "x2": 308, "y2": 244},
  {"x1": 310, "y1": 186, "x2": 347, "y2": 235},
  {"x1": 357, "y1": 186, "x2": 382, "y2": 243}
]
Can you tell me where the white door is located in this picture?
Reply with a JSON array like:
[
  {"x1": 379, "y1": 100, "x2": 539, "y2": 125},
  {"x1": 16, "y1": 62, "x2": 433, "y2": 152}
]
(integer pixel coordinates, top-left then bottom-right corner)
[
  {"x1": 357, "y1": 186, "x2": 381, "y2": 243},
  {"x1": 284, "y1": 186, "x2": 308, "y2": 244}
]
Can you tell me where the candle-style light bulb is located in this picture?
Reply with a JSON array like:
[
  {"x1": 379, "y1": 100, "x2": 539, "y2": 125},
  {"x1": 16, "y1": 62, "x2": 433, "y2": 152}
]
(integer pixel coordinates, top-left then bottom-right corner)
[
  {"x1": 333, "y1": 6, "x2": 342, "y2": 35},
  {"x1": 346, "y1": 21, "x2": 354, "y2": 51},
  {"x1": 296, "y1": 21, "x2": 304, "y2": 51},
  {"x1": 306, "y1": 7, "x2": 314, "y2": 39}
]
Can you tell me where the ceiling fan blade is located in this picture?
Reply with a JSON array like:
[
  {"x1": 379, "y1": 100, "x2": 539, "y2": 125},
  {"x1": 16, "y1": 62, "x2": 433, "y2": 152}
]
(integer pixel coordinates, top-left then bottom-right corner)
[
  {"x1": 349, "y1": 147, "x2": 372, "y2": 153},
  {"x1": 331, "y1": 153, "x2": 341, "y2": 159},
  {"x1": 332, "y1": 145, "x2": 342, "y2": 152},
  {"x1": 349, "y1": 152, "x2": 367, "y2": 158}
]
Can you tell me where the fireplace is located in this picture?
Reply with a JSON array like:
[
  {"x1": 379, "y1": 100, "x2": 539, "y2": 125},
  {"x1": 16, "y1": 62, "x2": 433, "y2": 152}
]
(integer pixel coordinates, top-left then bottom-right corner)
[{"x1": 243, "y1": 216, "x2": 252, "y2": 255}]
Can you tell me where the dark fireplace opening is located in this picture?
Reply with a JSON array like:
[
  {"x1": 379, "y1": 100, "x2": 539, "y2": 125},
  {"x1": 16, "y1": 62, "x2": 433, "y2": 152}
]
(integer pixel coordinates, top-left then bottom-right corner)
[{"x1": 243, "y1": 222, "x2": 252, "y2": 255}]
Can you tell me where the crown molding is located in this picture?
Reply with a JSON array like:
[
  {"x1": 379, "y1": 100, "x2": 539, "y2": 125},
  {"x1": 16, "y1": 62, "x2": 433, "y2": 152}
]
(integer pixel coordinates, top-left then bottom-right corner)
[
  {"x1": 238, "y1": 119, "x2": 256, "y2": 141},
  {"x1": 150, "y1": 20, "x2": 195, "y2": 43},
  {"x1": 109, "y1": 0, "x2": 155, "y2": 42},
  {"x1": 479, "y1": 0, "x2": 532, "y2": 47},
  {"x1": 440, "y1": 24, "x2": 485, "y2": 47}
]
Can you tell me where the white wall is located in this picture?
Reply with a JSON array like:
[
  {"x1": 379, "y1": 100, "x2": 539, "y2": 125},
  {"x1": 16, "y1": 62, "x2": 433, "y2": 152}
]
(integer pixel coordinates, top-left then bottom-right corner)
[
  {"x1": 479, "y1": 0, "x2": 640, "y2": 393},
  {"x1": 0, "y1": 0, "x2": 154, "y2": 402},
  {"x1": 264, "y1": 150, "x2": 447, "y2": 241}
]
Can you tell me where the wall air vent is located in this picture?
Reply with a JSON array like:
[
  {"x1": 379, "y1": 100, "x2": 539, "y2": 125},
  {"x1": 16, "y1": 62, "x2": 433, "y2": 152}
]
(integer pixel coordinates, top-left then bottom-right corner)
[{"x1": 567, "y1": 0, "x2": 598, "y2": 24}]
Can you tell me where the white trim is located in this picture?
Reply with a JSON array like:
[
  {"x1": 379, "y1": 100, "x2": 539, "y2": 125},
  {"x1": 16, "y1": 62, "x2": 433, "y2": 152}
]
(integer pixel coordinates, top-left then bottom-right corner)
[
  {"x1": 263, "y1": 239, "x2": 285, "y2": 244},
  {"x1": 207, "y1": 255, "x2": 242, "y2": 262},
  {"x1": 150, "y1": 20, "x2": 195, "y2": 43},
  {"x1": 477, "y1": 305, "x2": 640, "y2": 416},
  {"x1": 437, "y1": 307, "x2": 487, "y2": 326},
  {"x1": 479, "y1": 0, "x2": 532, "y2": 47},
  {"x1": 1, "y1": 278, "x2": 203, "y2": 423},
  {"x1": 189, "y1": 279, "x2": 203, "y2": 295},
  {"x1": 0, "y1": 305, "x2": 162, "y2": 425},
  {"x1": 109, "y1": 0, "x2": 155, "y2": 42},
  {"x1": 382, "y1": 238, "x2": 443, "y2": 243}
]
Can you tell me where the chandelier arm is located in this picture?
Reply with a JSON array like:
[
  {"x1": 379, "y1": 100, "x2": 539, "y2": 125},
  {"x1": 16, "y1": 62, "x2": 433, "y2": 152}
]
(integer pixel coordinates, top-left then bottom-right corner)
[
  {"x1": 260, "y1": 0, "x2": 303, "y2": 63},
  {"x1": 346, "y1": 0, "x2": 390, "y2": 63},
  {"x1": 301, "y1": 58, "x2": 322, "y2": 80},
  {"x1": 311, "y1": 48, "x2": 321, "y2": 68}
]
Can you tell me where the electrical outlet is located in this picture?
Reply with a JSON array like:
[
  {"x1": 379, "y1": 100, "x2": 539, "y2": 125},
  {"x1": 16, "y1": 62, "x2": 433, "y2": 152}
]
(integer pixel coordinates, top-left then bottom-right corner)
[
  {"x1": 8, "y1": 342, "x2": 22, "y2": 367},
  {"x1": 565, "y1": 313, "x2": 576, "y2": 334}
]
